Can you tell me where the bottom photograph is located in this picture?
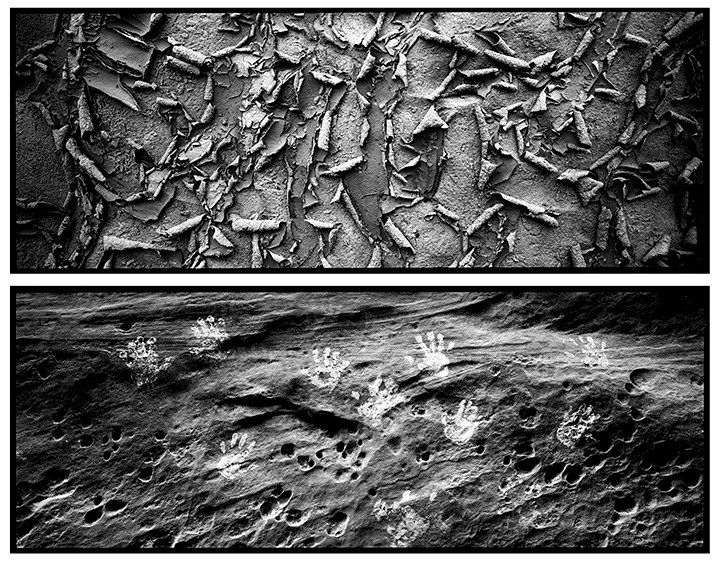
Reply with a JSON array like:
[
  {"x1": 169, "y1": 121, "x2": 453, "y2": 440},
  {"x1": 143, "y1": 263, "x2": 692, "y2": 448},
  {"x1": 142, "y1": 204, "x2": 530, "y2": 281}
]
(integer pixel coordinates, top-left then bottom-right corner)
[{"x1": 12, "y1": 289, "x2": 708, "y2": 551}]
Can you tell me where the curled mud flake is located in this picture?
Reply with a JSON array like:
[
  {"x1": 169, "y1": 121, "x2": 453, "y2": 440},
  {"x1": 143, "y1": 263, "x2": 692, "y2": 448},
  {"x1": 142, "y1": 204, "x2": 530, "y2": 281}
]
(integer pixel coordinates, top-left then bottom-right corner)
[
  {"x1": 528, "y1": 50, "x2": 556, "y2": 74},
  {"x1": 311, "y1": 70, "x2": 344, "y2": 87},
  {"x1": 483, "y1": 49, "x2": 530, "y2": 73},
  {"x1": 461, "y1": 67, "x2": 501, "y2": 79},
  {"x1": 617, "y1": 121, "x2": 636, "y2": 145},
  {"x1": 203, "y1": 75, "x2": 214, "y2": 102},
  {"x1": 367, "y1": 244, "x2": 383, "y2": 268},
  {"x1": 332, "y1": 180, "x2": 371, "y2": 241},
  {"x1": 550, "y1": 64, "x2": 573, "y2": 79},
  {"x1": 595, "y1": 206, "x2": 612, "y2": 251},
  {"x1": 199, "y1": 103, "x2": 215, "y2": 125},
  {"x1": 412, "y1": 106, "x2": 448, "y2": 138},
  {"x1": 623, "y1": 33, "x2": 651, "y2": 48},
  {"x1": 360, "y1": 12, "x2": 386, "y2": 48},
  {"x1": 633, "y1": 84, "x2": 647, "y2": 109},
  {"x1": 131, "y1": 80, "x2": 157, "y2": 91},
  {"x1": 589, "y1": 145, "x2": 623, "y2": 171},
  {"x1": 573, "y1": 108, "x2": 592, "y2": 147},
  {"x1": 594, "y1": 88, "x2": 625, "y2": 102},
  {"x1": 458, "y1": 248, "x2": 476, "y2": 268},
  {"x1": 467, "y1": 204, "x2": 503, "y2": 236},
  {"x1": 572, "y1": 28, "x2": 596, "y2": 61},
  {"x1": 229, "y1": 216, "x2": 282, "y2": 233},
  {"x1": 519, "y1": 75, "x2": 543, "y2": 89},
  {"x1": 148, "y1": 12, "x2": 164, "y2": 33},
  {"x1": 393, "y1": 53, "x2": 408, "y2": 86},
  {"x1": 523, "y1": 151, "x2": 558, "y2": 174},
  {"x1": 357, "y1": 51, "x2": 376, "y2": 81},
  {"x1": 569, "y1": 243, "x2": 586, "y2": 267},
  {"x1": 306, "y1": 217, "x2": 336, "y2": 230},
  {"x1": 492, "y1": 81, "x2": 517, "y2": 93},
  {"x1": 497, "y1": 192, "x2": 545, "y2": 215},
  {"x1": 611, "y1": 12, "x2": 631, "y2": 40},
  {"x1": 274, "y1": 49, "x2": 302, "y2": 65},
  {"x1": 204, "y1": 228, "x2": 234, "y2": 257},
  {"x1": 576, "y1": 177, "x2": 604, "y2": 206},
  {"x1": 559, "y1": 169, "x2": 603, "y2": 206},
  {"x1": 614, "y1": 206, "x2": 632, "y2": 248},
  {"x1": 103, "y1": 235, "x2": 173, "y2": 252},
  {"x1": 65, "y1": 138, "x2": 107, "y2": 183},
  {"x1": 532, "y1": 213, "x2": 559, "y2": 228},
  {"x1": 514, "y1": 124, "x2": 525, "y2": 154},
  {"x1": 158, "y1": 136, "x2": 179, "y2": 167},
  {"x1": 77, "y1": 89, "x2": 94, "y2": 136},
  {"x1": 530, "y1": 89, "x2": 547, "y2": 113},
  {"x1": 156, "y1": 97, "x2": 182, "y2": 109},
  {"x1": 157, "y1": 215, "x2": 205, "y2": 237},
  {"x1": 317, "y1": 112, "x2": 333, "y2": 152},
  {"x1": 678, "y1": 157, "x2": 702, "y2": 186},
  {"x1": 322, "y1": 156, "x2": 364, "y2": 177},
  {"x1": 52, "y1": 124, "x2": 70, "y2": 150},
  {"x1": 664, "y1": 12, "x2": 703, "y2": 43},
  {"x1": 384, "y1": 218, "x2": 415, "y2": 253},
  {"x1": 497, "y1": 193, "x2": 559, "y2": 228},
  {"x1": 643, "y1": 234, "x2": 671, "y2": 262},
  {"x1": 251, "y1": 233, "x2": 263, "y2": 269},
  {"x1": 434, "y1": 204, "x2": 460, "y2": 224},
  {"x1": 428, "y1": 68, "x2": 458, "y2": 102},
  {"x1": 477, "y1": 160, "x2": 499, "y2": 191},
  {"x1": 628, "y1": 128, "x2": 648, "y2": 148},
  {"x1": 84, "y1": 65, "x2": 140, "y2": 111},
  {"x1": 165, "y1": 55, "x2": 202, "y2": 76},
  {"x1": 170, "y1": 42, "x2": 212, "y2": 68},
  {"x1": 667, "y1": 110, "x2": 699, "y2": 132},
  {"x1": 473, "y1": 106, "x2": 491, "y2": 158},
  {"x1": 558, "y1": 169, "x2": 589, "y2": 184},
  {"x1": 418, "y1": 27, "x2": 481, "y2": 55},
  {"x1": 474, "y1": 26, "x2": 517, "y2": 56}
]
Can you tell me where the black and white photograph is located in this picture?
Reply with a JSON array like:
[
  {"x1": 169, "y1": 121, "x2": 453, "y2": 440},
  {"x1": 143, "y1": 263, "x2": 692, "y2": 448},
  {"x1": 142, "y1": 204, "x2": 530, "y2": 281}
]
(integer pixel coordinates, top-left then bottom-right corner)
[
  {"x1": 13, "y1": 10, "x2": 707, "y2": 270},
  {"x1": 13, "y1": 289, "x2": 708, "y2": 550}
]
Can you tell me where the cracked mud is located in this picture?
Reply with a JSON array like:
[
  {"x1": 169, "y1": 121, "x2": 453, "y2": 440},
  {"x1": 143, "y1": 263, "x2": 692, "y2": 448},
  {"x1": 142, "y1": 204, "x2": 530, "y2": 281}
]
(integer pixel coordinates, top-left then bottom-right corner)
[{"x1": 14, "y1": 11, "x2": 706, "y2": 269}]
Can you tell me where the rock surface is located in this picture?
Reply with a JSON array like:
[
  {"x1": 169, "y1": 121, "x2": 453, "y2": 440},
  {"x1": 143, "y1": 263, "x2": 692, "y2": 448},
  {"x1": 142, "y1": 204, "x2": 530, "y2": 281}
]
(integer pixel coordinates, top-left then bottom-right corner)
[{"x1": 14, "y1": 291, "x2": 706, "y2": 549}]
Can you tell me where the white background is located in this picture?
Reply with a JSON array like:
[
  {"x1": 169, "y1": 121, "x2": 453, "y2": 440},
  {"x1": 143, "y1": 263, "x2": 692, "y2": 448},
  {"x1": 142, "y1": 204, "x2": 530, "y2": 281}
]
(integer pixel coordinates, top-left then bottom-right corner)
[{"x1": 4, "y1": 0, "x2": 716, "y2": 561}]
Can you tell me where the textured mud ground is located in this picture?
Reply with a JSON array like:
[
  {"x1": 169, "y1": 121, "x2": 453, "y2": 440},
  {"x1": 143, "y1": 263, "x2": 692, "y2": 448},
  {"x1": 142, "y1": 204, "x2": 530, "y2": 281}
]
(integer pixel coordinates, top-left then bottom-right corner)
[
  {"x1": 14, "y1": 291, "x2": 706, "y2": 549},
  {"x1": 14, "y1": 11, "x2": 706, "y2": 270}
]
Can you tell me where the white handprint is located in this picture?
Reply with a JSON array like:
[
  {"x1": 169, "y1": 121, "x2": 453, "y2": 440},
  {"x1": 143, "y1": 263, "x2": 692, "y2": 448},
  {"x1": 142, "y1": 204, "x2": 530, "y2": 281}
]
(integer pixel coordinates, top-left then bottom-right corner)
[
  {"x1": 356, "y1": 377, "x2": 405, "y2": 424},
  {"x1": 405, "y1": 331, "x2": 455, "y2": 378},
  {"x1": 301, "y1": 346, "x2": 350, "y2": 390},
  {"x1": 217, "y1": 432, "x2": 256, "y2": 480},
  {"x1": 441, "y1": 399, "x2": 480, "y2": 444}
]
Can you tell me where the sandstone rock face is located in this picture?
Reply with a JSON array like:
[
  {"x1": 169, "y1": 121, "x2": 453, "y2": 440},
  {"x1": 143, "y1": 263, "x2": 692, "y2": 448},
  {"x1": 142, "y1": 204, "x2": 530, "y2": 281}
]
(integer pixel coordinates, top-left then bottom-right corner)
[
  {"x1": 14, "y1": 291, "x2": 706, "y2": 549},
  {"x1": 14, "y1": 11, "x2": 706, "y2": 270}
]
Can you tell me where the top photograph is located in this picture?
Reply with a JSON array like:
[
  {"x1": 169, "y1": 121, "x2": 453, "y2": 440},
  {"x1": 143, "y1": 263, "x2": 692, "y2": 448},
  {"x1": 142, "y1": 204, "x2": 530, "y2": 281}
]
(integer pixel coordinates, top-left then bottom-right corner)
[{"x1": 13, "y1": 10, "x2": 707, "y2": 271}]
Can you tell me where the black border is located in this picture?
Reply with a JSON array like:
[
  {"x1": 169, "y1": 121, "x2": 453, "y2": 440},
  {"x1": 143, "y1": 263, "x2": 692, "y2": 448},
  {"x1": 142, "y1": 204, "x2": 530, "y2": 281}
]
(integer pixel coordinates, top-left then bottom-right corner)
[
  {"x1": 11, "y1": 8, "x2": 710, "y2": 273},
  {"x1": 11, "y1": 286, "x2": 710, "y2": 553}
]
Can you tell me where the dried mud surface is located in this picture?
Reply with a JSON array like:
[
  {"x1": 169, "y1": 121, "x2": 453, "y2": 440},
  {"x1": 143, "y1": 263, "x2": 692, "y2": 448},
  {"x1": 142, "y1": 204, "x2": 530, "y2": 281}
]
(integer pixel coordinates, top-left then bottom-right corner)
[
  {"x1": 14, "y1": 11, "x2": 706, "y2": 270},
  {"x1": 14, "y1": 291, "x2": 706, "y2": 549}
]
